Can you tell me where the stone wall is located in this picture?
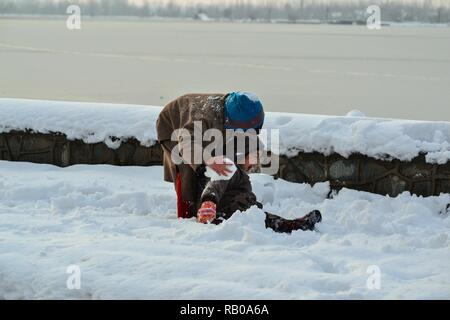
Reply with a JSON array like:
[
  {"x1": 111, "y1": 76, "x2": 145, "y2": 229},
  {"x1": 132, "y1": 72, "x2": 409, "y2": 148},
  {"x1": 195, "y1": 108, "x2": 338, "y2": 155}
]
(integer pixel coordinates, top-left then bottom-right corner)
[
  {"x1": 0, "y1": 130, "x2": 162, "y2": 167},
  {"x1": 277, "y1": 152, "x2": 450, "y2": 197},
  {"x1": 1, "y1": 130, "x2": 449, "y2": 197}
]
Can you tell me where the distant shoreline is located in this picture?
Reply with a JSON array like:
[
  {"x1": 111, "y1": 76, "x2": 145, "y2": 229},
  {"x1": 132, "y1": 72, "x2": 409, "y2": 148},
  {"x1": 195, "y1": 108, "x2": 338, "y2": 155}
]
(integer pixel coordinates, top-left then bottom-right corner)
[
  {"x1": 1, "y1": 14, "x2": 449, "y2": 28},
  {"x1": 2, "y1": 17, "x2": 449, "y2": 121}
]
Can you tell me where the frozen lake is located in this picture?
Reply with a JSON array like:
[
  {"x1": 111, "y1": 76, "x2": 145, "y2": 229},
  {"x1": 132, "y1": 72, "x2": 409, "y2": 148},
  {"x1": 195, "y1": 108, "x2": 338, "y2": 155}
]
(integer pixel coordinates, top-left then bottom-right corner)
[{"x1": 0, "y1": 18, "x2": 449, "y2": 121}]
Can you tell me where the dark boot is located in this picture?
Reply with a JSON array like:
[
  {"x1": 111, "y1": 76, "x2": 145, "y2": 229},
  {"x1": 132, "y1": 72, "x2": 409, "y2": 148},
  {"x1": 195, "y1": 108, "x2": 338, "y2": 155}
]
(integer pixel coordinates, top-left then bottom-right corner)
[
  {"x1": 440, "y1": 203, "x2": 450, "y2": 216},
  {"x1": 265, "y1": 210, "x2": 322, "y2": 234}
]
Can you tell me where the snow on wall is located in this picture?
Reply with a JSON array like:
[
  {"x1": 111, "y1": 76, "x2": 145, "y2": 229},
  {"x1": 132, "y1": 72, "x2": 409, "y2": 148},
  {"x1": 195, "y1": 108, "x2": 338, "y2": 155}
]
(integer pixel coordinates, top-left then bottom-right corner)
[
  {"x1": 0, "y1": 98, "x2": 160, "y2": 149},
  {"x1": 0, "y1": 98, "x2": 449, "y2": 164},
  {"x1": 265, "y1": 111, "x2": 450, "y2": 164}
]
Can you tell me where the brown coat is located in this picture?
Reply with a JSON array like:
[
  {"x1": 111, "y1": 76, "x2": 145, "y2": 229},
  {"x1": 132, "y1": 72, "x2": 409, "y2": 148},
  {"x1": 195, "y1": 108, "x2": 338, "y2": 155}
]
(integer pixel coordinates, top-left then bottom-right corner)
[{"x1": 156, "y1": 93, "x2": 229, "y2": 202}]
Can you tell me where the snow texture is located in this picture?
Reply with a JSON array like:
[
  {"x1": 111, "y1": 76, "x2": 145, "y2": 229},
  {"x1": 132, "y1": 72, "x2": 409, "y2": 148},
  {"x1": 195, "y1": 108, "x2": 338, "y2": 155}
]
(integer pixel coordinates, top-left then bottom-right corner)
[
  {"x1": 0, "y1": 161, "x2": 449, "y2": 299},
  {"x1": 345, "y1": 109, "x2": 366, "y2": 117},
  {"x1": 0, "y1": 98, "x2": 449, "y2": 163}
]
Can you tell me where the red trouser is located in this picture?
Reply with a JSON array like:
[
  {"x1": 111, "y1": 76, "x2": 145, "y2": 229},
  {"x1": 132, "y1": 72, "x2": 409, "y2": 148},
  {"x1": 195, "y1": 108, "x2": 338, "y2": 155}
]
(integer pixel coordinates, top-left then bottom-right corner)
[{"x1": 176, "y1": 172, "x2": 194, "y2": 219}]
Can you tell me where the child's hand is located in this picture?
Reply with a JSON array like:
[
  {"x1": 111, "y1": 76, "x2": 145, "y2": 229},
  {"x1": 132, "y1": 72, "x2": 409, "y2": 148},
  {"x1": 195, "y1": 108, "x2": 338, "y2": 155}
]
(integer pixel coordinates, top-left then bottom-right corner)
[
  {"x1": 205, "y1": 156, "x2": 233, "y2": 176},
  {"x1": 197, "y1": 201, "x2": 217, "y2": 224}
]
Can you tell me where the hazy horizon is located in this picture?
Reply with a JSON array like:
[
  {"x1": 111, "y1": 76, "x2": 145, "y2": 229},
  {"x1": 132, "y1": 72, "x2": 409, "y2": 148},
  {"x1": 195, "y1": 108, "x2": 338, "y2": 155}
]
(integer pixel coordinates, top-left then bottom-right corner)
[
  {"x1": 4, "y1": 0, "x2": 448, "y2": 6},
  {"x1": 1, "y1": 18, "x2": 449, "y2": 121}
]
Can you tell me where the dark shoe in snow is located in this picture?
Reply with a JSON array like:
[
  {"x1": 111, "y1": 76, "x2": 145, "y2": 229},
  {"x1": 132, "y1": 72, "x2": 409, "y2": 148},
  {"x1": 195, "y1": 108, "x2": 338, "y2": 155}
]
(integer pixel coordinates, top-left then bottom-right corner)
[
  {"x1": 440, "y1": 203, "x2": 450, "y2": 216},
  {"x1": 293, "y1": 210, "x2": 322, "y2": 231},
  {"x1": 264, "y1": 210, "x2": 322, "y2": 234}
]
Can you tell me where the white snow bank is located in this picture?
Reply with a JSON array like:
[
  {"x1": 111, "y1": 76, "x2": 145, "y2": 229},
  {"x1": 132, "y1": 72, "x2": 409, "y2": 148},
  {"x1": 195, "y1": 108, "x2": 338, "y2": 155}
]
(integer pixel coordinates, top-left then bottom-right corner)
[
  {"x1": 0, "y1": 161, "x2": 449, "y2": 299},
  {"x1": 0, "y1": 98, "x2": 160, "y2": 149},
  {"x1": 345, "y1": 109, "x2": 366, "y2": 117},
  {"x1": 1, "y1": 98, "x2": 449, "y2": 163},
  {"x1": 264, "y1": 111, "x2": 450, "y2": 164}
]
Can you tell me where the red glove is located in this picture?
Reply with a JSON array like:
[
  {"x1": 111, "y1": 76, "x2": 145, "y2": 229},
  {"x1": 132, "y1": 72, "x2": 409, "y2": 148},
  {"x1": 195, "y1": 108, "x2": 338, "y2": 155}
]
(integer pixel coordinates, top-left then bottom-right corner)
[{"x1": 197, "y1": 201, "x2": 217, "y2": 224}]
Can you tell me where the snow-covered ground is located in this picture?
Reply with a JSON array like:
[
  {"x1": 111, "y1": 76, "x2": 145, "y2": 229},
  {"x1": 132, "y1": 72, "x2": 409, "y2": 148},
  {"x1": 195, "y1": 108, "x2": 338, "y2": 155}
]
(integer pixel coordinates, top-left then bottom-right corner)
[
  {"x1": 1, "y1": 98, "x2": 449, "y2": 164},
  {"x1": 0, "y1": 160, "x2": 449, "y2": 299}
]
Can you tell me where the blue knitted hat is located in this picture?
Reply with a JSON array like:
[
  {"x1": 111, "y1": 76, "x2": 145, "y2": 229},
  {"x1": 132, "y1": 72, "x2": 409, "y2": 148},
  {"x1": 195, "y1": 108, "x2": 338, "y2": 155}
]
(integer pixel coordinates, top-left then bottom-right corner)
[{"x1": 224, "y1": 92, "x2": 265, "y2": 131}]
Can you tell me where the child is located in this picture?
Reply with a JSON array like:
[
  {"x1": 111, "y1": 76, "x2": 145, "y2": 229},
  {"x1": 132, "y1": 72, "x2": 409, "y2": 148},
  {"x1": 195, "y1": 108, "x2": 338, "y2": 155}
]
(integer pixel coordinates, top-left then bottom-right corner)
[{"x1": 195, "y1": 152, "x2": 322, "y2": 234}]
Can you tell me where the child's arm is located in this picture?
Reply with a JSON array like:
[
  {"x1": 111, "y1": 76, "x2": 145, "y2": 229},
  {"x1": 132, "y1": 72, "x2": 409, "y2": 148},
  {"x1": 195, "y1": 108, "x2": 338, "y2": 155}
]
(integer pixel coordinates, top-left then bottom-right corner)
[{"x1": 200, "y1": 168, "x2": 241, "y2": 205}]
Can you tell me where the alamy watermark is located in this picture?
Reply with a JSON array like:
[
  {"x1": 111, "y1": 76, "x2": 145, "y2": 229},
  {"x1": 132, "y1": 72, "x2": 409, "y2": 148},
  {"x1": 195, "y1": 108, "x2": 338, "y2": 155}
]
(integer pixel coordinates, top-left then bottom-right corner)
[
  {"x1": 66, "y1": 265, "x2": 81, "y2": 290},
  {"x1": 366, "y1": 265, "x2": 381, "y2": 290},
  {"x1": 367, "y1": 5, "x2": 381, "y2": 30},
  {"x1": 66, "y1": 5, "x2": 81, "y2": 30}
]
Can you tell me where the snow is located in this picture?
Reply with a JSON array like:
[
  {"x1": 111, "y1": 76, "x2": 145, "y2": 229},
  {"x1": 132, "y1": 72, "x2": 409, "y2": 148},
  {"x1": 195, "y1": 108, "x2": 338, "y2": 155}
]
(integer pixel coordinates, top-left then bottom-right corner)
[
  {"x1": 195, "y1": 13, "x2": 212, "y2": 22},
  {"x1": 0, "y1": 98, "x2": 449, "y2": 164},
  {"x1": 205, "y1": 158, "x2": 237, "y2": 181},
  {"x1": 0, "y1": 160, "x2": 449, "y2": 299},
  {"x1": 345, "y1": 109, "x2": 366, "y2": 117},
  {"x1": 263, "y1": 112, "x2": 450, "y2": 164},
  {"x1": 0, "y1": 98, "x2": 160, "y2": 149}
]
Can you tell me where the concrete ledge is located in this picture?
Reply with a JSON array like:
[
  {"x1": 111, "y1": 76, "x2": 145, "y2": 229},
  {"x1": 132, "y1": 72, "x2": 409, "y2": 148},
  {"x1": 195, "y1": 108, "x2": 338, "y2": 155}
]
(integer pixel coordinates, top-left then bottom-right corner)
[{"x1": 1, "y1": 130, "x2": 449, "y2": 197}]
